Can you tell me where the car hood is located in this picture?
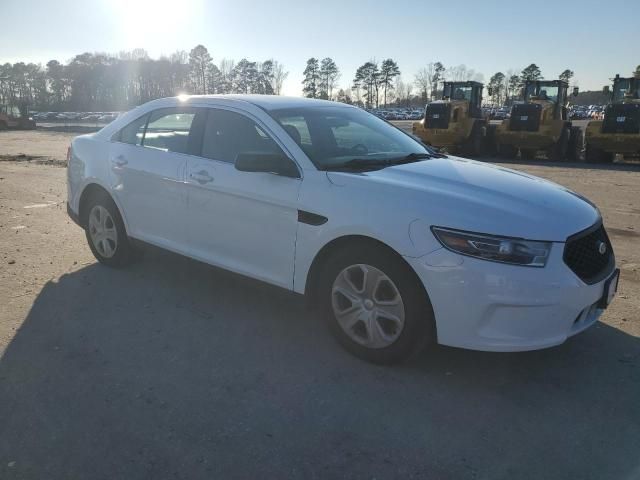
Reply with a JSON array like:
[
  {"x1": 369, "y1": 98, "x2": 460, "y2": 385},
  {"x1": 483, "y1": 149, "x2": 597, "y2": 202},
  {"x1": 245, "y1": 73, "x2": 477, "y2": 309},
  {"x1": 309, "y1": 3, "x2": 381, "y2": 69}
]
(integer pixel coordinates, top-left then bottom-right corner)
[{"x1": 326, "y1": 157, "x2": 600, "y2": 242}]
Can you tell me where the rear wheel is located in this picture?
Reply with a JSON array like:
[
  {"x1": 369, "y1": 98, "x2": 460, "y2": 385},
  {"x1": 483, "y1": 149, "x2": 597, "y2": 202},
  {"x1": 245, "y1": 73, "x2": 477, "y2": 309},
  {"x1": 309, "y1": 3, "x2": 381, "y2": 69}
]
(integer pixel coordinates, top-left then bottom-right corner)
[
  {"x1": 318, "y1": 244, "x2": 435, "y2": 364},
  {"x1": 585, "y1": 145, "x2": 614, "y2": 164},
  {"x1": 547, "y1": 126, "x2": 569, "y2": 161},
  {"x1": 83, "y1": 191, "x2": 135, "y2": 267}
]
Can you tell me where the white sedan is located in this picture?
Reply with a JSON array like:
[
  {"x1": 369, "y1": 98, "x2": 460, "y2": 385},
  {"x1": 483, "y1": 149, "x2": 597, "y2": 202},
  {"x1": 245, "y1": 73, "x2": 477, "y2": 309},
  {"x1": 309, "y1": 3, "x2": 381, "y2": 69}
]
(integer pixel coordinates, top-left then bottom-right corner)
[{"x1": 66, "y1": 95, "x2": 619, "y2": 364}]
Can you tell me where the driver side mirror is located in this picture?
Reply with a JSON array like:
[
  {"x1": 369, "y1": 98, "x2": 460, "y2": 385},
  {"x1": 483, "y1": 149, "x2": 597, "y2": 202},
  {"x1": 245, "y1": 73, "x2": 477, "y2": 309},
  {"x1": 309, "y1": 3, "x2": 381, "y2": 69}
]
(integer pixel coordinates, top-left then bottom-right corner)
[
  {"x1": 572, "y1": 87, "x2": 579, "y2": 97},
  {"x1": 235, "y1": 152, "x2": 300, "y2": 178}
]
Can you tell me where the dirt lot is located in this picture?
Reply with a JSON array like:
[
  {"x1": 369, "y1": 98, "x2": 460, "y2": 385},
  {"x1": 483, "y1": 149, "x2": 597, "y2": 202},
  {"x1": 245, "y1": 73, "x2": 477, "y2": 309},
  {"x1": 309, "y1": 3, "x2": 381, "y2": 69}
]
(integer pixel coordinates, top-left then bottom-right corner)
[{"x1": 0, "y1": 130, "x2": 639, "y2": 479}]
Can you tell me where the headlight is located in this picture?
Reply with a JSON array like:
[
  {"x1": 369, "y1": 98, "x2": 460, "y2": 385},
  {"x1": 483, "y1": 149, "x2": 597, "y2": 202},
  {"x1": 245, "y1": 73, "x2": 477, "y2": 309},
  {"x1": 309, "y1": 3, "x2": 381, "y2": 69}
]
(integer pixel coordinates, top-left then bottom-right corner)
[{"x1": 431, "y1": 227, "x2": 551, "y2": 267}]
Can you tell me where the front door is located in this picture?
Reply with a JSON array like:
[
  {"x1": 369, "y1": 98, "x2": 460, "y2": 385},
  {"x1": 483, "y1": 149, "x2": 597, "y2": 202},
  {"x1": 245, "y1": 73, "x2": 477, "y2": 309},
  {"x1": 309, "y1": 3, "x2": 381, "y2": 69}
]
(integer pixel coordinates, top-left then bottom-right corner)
[{"x1": 185, "y1": 107, "x2": 301, "y2": 289}]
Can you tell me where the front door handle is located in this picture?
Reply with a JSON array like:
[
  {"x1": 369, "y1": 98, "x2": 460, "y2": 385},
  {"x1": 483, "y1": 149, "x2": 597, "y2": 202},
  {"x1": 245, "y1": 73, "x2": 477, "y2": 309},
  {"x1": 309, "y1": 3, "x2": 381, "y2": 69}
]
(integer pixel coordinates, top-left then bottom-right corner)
[{"x1": 190, "y1": 170, "x2": 214, "y2": 184}]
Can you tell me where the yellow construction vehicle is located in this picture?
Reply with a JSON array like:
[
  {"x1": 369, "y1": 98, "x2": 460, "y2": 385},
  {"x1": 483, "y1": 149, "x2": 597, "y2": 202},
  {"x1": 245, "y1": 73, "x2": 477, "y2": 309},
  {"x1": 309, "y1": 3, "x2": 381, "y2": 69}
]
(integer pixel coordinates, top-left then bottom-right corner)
[
  {"x1": 584, "y1": 68, "x2": 640, "y2": 163},
  {"x1": 412, "y1": 81, "x2": 487, "y2": 156},
  {"x1": 0, "y1": 105, "x2": 36, "y2": 130},
  {"x1": 492, "y1": 79, "x2": 582, "y2": 161}
]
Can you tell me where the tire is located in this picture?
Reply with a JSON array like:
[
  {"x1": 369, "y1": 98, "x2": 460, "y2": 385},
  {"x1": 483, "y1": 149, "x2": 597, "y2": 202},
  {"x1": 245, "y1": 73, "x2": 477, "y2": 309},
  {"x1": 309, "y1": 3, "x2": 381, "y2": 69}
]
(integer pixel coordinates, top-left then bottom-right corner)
[
  {"x1": 83, "y1": 191, "x2": 135, "y2": 267},
  {"x1": 520, "y1": 149, "x2": 537, "y2": 160},
  {"x1": 547, "y1": 126, "x2": 569, "y2": 162},
  {"x1": 567, "y1": 126, "x2": 584, "y2": 162},
  {"x1": 463, "y1": 123, "x2": 484, "y2": 157},
  {"x1": 318, "y1": 243, "x2": 436, "y2": 364},
  {"x1": 497, "y1": 143, "x2": 517, "y2": 158},
  {"x1": 585, "y1": 145, "x2": 614, "y2": 164},
  {"x1": 484, "y1": 124, "x2": 498, "y2": 156}
]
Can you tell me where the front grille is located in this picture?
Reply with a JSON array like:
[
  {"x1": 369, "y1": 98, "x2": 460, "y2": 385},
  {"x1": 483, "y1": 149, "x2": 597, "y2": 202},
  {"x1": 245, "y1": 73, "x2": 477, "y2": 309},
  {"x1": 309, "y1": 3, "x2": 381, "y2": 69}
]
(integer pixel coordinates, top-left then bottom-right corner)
[
  {"x1": 602, "y1": 104, "x2": 640, "y2": 134},
  {"x1": 509, "y1": 103, "x2": 542, "y2": 131},
  {"x1": 425, "y1": 103, "x2": 450, "y2": 129},
  {"x1": 563, "y1": 223, "x2": 614, "y2": 284}
]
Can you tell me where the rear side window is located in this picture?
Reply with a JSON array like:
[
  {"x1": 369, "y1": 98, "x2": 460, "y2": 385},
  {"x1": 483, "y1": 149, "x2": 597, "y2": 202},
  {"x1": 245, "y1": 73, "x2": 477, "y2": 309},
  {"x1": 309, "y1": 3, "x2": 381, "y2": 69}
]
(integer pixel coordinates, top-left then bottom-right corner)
[
  {"x1": 115, "y1": 114, "x2": 148, "y2": 145},
  {"x1": 142, "y1": 109, "x2": 197, "y2": 154},
  {"x1": 201, "y1": 109, "x2": 282, "y2": 163}
]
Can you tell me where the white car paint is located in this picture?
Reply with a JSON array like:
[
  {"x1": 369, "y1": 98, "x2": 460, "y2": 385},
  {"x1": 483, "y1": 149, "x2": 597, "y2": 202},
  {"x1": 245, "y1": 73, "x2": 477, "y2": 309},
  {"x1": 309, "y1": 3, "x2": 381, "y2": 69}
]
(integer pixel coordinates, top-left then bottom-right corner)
[{"x1": 67, "y1": 95, "x2": 616, "y2": 352}]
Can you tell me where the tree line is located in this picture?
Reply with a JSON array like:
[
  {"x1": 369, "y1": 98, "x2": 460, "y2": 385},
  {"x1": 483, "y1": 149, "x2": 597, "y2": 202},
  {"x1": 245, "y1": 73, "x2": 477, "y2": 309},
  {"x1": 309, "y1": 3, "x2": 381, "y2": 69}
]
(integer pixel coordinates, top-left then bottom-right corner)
[
  {"x1": 302, "y1": 59, "x2": 579, "y2": 109},
  {"x1": 302, "y1": 57, "x2": 403, "y2": 108},
  {"x1": 0, "y1": 45, "x2": 289, "y2": 112},
  {"x1": 1, "y1": 45, "x2": 583, "y2": 115}
]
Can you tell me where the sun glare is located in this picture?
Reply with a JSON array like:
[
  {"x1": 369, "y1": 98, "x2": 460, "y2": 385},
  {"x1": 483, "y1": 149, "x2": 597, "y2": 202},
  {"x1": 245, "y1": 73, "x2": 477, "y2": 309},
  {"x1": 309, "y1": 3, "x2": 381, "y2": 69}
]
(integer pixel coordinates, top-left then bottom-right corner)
[{"x1": 108, "y1": 0, "x2": 199, "y2": 50}]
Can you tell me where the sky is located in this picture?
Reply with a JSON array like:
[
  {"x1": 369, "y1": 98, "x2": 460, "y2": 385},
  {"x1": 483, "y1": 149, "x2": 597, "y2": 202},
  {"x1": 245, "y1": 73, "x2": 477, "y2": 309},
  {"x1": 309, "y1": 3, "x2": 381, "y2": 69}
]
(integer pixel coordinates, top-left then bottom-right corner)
[{"x1": 0, "y1": 0, "x2": 637, "y2": 95}]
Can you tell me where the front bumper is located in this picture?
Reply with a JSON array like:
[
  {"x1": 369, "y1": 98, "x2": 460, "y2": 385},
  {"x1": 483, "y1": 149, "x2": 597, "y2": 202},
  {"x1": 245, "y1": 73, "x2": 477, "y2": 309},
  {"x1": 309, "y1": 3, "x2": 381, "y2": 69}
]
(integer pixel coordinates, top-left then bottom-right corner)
[{"x1": 404, "y1": 244, "x2": 615, "y2": 352}]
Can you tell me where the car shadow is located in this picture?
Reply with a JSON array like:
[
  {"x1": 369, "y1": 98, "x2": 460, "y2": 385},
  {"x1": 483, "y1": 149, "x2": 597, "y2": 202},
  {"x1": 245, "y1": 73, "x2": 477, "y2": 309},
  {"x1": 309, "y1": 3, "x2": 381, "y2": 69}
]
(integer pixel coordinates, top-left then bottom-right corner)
[{"x1": 1, "y1": 247, "x2": 638, "y2": 479}]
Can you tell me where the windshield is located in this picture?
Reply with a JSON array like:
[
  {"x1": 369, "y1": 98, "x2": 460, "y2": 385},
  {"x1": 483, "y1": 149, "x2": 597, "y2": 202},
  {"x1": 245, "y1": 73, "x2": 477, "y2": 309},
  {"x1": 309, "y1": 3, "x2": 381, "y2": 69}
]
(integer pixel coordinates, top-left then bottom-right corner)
[
  {"x1": 612, "y1": 78, "x2": 638, "y2": 102},
  {"x1": 269, "y1": 106, "x2": 434, "y2": 170},
  {"x1": 526, "y1": 84, "x2": 559, "y2": 102},
  {"x1": 444, "y1": 85, "x2": 473, "y2": 101}
]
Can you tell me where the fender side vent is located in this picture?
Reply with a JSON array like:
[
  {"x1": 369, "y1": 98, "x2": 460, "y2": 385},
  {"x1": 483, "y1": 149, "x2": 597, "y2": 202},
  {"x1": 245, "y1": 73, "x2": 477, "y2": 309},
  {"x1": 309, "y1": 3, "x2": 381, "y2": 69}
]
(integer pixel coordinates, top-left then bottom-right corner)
[{"x1": 298, "y1": 210, "x2": 328, "y2": 226}]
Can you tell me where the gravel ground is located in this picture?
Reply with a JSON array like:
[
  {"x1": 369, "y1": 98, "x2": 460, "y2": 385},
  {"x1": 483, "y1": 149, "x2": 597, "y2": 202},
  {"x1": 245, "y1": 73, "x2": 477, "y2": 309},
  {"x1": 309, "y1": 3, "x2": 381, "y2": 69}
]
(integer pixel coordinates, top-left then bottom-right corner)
[{"x1": 0, "y1": 130, "x2": 639, "y2": 480}]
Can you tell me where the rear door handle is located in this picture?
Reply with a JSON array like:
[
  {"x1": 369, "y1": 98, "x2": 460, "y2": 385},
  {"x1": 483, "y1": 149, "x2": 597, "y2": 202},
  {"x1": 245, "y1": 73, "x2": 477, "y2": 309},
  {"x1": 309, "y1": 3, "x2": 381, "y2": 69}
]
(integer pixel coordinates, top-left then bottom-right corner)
[
  {"x1": 190, "y1": 170, "x2": 214, "y2": 184},
  {"x1": 112, "y1": 154, "x2": 128, "y2": 167}
]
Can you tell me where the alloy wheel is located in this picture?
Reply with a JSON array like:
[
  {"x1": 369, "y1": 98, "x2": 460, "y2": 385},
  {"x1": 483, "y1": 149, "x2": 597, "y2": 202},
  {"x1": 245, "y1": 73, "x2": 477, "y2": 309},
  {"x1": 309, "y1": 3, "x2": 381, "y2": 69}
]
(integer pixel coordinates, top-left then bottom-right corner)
[
  {"x1": 88, "y1": 205, "x2": 118, "y2": 258},
  {"x1": 331, "y1": 264, "x2": 406, "y2": 349}
]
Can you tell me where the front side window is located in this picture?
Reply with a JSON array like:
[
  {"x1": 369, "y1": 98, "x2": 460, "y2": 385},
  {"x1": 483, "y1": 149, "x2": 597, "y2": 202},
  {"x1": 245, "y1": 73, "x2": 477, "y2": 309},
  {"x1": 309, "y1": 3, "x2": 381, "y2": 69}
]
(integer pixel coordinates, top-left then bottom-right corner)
[
  {"x1": 142, "y1": 108, "x2": 197, "y2": 154},
  {"x1": 201, "y1": 109, "x2": 283, "y2": 163},
  {"x1": 270, "y1": 106, "x2": 432, "y2": 170}
]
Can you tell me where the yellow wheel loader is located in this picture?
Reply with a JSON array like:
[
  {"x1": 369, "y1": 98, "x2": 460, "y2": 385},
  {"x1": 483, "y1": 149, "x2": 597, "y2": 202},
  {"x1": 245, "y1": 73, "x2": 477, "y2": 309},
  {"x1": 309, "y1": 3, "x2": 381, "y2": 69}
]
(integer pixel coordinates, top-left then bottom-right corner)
[
  {"x1": 492, "y1": 80, "x2": 582, "y2": 161},
  {"x1": 412, "y1": 81, "x2": 487, "y2": 156},
  {"x1": 585, "y1": 68, "x2": 640, "y2": 163}
]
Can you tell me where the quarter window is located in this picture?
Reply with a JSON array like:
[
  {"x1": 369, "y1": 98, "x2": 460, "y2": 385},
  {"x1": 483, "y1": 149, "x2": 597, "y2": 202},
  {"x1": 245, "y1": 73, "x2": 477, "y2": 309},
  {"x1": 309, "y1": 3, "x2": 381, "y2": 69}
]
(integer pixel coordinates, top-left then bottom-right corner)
[
  {"x1": 142, "y1": 109, "x2": 197, "y2": 154},
  {"x1": 115, "y1": 114, "x2": 148, "y2": 145},
  {"x1": 201, "y1": 109, "x2": 283, "y2": 163}
]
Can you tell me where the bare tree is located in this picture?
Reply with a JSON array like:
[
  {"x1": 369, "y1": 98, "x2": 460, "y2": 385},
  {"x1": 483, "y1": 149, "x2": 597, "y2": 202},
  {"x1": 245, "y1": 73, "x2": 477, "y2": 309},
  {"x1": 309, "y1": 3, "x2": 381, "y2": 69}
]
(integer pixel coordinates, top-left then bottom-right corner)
[
  {"x1": 272, "y1": 61, "x2": 288, "y2": 95},
  {"x1": 414, "y1": 67, "x2": 430, "y2": 101}
]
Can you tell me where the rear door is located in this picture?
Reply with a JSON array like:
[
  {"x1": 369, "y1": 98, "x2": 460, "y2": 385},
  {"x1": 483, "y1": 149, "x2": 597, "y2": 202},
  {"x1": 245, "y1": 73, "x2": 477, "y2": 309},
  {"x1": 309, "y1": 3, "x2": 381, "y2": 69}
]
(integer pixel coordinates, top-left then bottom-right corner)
[
  {"x1": 185, "y1": 107, "x2": 302, "y2": 289},
  {"x1": 109, "y1": 107, "x2": 202, "y2": 250}
]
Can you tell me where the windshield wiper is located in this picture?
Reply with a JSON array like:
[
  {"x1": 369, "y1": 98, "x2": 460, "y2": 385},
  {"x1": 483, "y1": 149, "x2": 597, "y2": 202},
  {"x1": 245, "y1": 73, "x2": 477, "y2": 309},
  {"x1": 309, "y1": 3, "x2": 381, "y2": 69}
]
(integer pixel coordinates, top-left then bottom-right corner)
[{"x1": 325, "y1": 152, "x2": 439, "y2": 172}]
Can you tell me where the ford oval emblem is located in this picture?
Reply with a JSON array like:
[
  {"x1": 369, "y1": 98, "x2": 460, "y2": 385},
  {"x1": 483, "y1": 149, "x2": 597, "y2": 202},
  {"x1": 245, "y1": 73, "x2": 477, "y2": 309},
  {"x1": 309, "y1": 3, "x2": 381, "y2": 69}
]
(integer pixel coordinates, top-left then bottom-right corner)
[{"x1": 597, "y1": 241, "x2": 607, "y2": 255}]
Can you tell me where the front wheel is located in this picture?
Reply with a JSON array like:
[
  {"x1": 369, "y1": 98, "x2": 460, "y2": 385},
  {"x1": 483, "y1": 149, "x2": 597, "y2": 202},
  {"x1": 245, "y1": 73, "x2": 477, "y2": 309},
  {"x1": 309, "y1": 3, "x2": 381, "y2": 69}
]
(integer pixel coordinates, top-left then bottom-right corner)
[
  {"x1": 567, "y1": 126, "x2": 584, "y2": 162},
  {"x1": 547, "y1": 127, "x2": 569, "y2": 161},
  {"x1": 497, "y1": 143, "x2": 518, "y2": 158},
  {"x1": 463, "y1": 123, "x2": 484, "y2": 157},
  {"x1": 84, "y1": 192, "x2": 135, "y2": 267},
  {"x1": 319, "y1": 245, "x2": 435, "y2": 364}
]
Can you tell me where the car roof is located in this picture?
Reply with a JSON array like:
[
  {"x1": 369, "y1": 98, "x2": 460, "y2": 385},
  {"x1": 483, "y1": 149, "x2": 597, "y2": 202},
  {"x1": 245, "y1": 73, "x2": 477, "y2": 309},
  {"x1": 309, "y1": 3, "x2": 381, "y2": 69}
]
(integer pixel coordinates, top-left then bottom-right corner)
[
  {"x1": 93, "y1": 95, "x2": 356, "y2": 140},
  {"x1": 181, "y1": 94, "x2": 350, "y2": 111}
]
